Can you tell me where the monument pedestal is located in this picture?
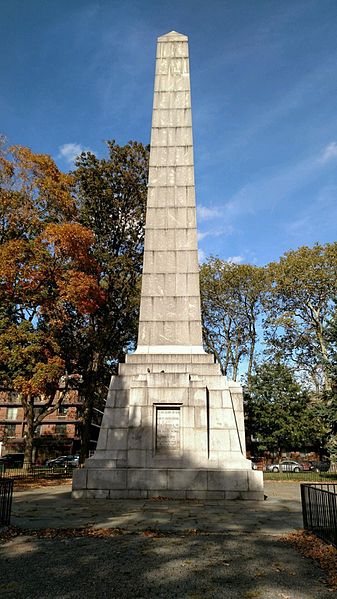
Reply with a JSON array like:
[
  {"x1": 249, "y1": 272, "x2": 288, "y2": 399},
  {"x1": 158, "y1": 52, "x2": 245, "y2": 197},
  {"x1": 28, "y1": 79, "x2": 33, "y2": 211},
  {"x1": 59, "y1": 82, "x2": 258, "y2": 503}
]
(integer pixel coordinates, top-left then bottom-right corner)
[{"x1": 73, "y1": 352, "x2": 263, "y2": 499}]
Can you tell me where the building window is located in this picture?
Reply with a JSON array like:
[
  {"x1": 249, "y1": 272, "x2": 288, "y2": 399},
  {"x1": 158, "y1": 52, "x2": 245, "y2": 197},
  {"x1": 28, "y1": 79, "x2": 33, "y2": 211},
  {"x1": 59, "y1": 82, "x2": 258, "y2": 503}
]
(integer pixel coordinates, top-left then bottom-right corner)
[
  {"x1": 5, "y1": 424, "x2": 16, "y2": 438},
  {"x1": 58, "y1": 405, "x2": 68, "y2": 416},
  {"x1": 55, "y1": 424, "x2": 67, "y2": 436},
  {"x1": 7, "y1": 407, "x2": 18, "y2": 420}
]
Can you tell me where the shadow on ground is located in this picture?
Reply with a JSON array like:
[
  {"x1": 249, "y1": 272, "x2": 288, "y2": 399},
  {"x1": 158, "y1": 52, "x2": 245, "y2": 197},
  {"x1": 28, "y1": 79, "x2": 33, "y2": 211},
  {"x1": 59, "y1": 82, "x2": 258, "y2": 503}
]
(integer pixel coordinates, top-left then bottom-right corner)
[
  {"x1": 0, "y1": 529, "x2": 333, "y2": 598},
  {"x1": 1, "y1": 481, "x2": 332, "y2": 598}
]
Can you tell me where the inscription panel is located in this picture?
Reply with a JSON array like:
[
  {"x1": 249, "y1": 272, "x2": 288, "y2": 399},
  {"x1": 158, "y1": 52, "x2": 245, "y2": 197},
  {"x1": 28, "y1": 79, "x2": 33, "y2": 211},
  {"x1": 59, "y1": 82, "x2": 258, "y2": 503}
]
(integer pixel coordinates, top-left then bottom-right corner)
[{"x1": 156, "y1": 407, "x2": 180, "y2": 452}]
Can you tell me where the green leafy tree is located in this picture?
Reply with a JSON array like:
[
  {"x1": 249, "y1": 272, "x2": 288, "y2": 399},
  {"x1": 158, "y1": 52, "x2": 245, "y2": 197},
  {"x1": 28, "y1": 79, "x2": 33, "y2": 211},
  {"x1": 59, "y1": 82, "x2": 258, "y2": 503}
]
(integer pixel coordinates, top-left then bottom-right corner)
[
  {"x1": 264, "y1": 243, "x2": 337, "y2": 391},
  {"x1": 314, "y1": 311, "x2": 337, "y2": 460},
  {"x1": 200, "y1": 258, "x2": 267, "y2": 381},
  {"x1": 70, "y1": 140, "x2": 149, "y2": 459},
  {"x1": 245, "y1": 362, "x2": 325, "y2": 457}
]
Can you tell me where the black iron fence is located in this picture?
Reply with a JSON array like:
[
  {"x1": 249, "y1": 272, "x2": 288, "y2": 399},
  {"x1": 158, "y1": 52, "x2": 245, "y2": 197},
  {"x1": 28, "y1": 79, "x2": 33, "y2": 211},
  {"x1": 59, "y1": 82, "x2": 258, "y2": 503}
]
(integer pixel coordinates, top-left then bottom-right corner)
[
  {"x1": 0, "y1": 477, "x2": 13, "y2": 525},
  {"x1": 301, "y1": 483, "x2": 337, "y2": 548},
  {"x1": 0, "y1": 462, "x2": 77, "y2": 480}
]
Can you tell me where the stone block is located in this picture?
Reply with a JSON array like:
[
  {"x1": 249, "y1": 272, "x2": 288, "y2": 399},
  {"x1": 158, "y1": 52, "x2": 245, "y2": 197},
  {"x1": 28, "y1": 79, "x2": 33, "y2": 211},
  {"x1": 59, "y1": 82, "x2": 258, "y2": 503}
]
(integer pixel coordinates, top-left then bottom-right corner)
[
  {"x1": 207, "y1": 471, "x2": 248, "y2": 491},
  {"x1": 209, "y1": 429, "x2": 230, "y2": 451},
  {"x1": 102, "y1": 407, "x2": 129, "y2": 429},
  {"x1": 150, "y1": 454, "x2": 183, "y2": 468},
  {"x1": 153, "y1": 90, "x2": 190, "y2": 110},
  {"x1": 183, "y1": 427, "x2": 195, "y2": 450},
  {"x1": 189, "y1": 320, "x2": 204, "y2": 346},
  {"x1": 229, "y1": 429, "x2": 242, "y2": 452},
  {"x1": 87, "y1": 469, "x2": 127, "y2": 490},
  {"x1": 129, "y1": 387, "x2": 147, "y2": 406},
  {"x1": 152, "y1": 108, "x2": 191, "y2": 128},
  {"x1": 147, "y1": 372, "x2": 189, "y2": 389},
  {"x1": 222, "y1": 389, "x2": 232, "y2": 408},
  {"x1": 86, "y1": 489, "x2": 109, "y2": 499},
  {"x1": 247, "y1": 470, "x2": 264, "y2": 492},
  {"x1": 189, "y1": 388, "x2": 206, "y2": 406},
  {"x1": 183, "y1": 406, "x2": 195, "y2": 427},
  {"x1": 154, "y1": 251, "x2": 176, "y2": 273},
  {"x1": 106, "y1": 429, "x2": 128, "y2": 450},
  {"x1": 106, "y1": 389, "x2": 116, "y2": 407},
  {"x1": 168, "y1": 469, "x2": 207, "y2": 490},
  {"x1": 209, "y1": 408, "x2": 235, "y2": 429},
  {"x1": 129, "y1": 406, "x2": 142, "y2": 427},
  {"x1": 128, "y1": 426, "x2": 152, "y2": 450},
  {"x1": 128, "y1": 449, "x2": 147, "y2": 467},
  {"x1": 194, "y1": 430, "x2": 208, "y2": 451},
  {"x1": 85, "y1": 457, "x2": 119, "y2": 468},
  {"x1": 194, "y1": 406, "x2": 207, "y2": 428},
  {"x1": 127, "y1": 469, "x2": 168, "y2": 490},
  {"x1": 96, "y1": 429, "x2": 107, "y2": 451},
  {"x1": 72, "y1": 468, "x2": 87, "y2": 489}
]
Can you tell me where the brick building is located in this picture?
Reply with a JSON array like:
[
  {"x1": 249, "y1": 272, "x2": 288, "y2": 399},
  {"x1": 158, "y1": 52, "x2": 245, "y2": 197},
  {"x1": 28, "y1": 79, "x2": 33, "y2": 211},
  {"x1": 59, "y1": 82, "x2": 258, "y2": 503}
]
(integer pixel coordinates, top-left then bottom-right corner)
[{"x1": 0, "y1": 387, "x2": 83, "y2": 461}]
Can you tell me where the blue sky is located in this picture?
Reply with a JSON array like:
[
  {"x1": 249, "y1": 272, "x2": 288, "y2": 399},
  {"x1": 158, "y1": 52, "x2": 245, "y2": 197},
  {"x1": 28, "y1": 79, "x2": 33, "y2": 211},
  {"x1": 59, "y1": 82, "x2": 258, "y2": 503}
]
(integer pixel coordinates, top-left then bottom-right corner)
[{"x1": 1, "y1": 0, "x2": 337, "y2": 266}]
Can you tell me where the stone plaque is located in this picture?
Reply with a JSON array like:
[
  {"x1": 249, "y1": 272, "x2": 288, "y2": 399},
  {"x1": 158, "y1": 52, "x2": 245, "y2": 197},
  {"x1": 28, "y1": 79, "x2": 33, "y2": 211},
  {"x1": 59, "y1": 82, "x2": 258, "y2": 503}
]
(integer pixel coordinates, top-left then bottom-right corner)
[{"x1": 156, "y1": 407, "x2": 180, "y2": 451}]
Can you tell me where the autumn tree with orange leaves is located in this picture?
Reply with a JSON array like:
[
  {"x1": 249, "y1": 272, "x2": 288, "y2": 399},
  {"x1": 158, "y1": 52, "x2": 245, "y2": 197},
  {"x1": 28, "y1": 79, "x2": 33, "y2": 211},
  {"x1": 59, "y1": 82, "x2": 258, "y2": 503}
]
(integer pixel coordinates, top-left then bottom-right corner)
[
  {"x1": 0, "y1": 138, "x2": 149, "y2": 464},
  {"x1": 0, "y1": 141, "x2": 104, "y2": 464}
]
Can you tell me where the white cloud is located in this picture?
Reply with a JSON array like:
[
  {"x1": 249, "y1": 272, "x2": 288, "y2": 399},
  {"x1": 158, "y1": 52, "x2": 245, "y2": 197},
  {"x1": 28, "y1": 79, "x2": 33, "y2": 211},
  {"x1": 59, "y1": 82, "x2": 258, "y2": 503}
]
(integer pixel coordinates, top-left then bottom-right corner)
[
  {"x1": 197, "y1": 231, "x2": 209, "y2": 241},
  {"x1": 319, "y1": 142, "x2": 337, "y2": 163},
  {"x1": 225, "y1": 255, "x2": 244, "y2": 264},
  {"x1": 198, "y1": 248, "x2": 207, "y2": 264},
  {"x1": 58, "y1": 143, "x2": 91, "y2": 165},
  {"x1": 197, "y1": 225, "x2": 234, "y2": 242},
  {"x1": 197, "y1": 205, "x2": 221, "y2": 221}
]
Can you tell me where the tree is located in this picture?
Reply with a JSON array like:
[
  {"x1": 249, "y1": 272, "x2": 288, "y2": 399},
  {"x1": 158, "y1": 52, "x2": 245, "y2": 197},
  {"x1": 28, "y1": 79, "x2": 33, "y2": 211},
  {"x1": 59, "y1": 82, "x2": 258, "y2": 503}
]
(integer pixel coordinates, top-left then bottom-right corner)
[
  {"x1": 313, "y1": 310, "x2": 337, "y2": 460},
  {"x1": 200, "y1": 258, "x2": 266, "y2": 381},
  {"x1": 264, "y1": 243, "x2": 337, "y2": 391},
  {"x1": 0, "y1": 144, "x2": 103, "y2": 464},
  {"x1": 245, "y1": 362, "x2": 325, "y2": 457},
  {"x1": 71, "y1": 140, "x2": 149, "y2": 459}
]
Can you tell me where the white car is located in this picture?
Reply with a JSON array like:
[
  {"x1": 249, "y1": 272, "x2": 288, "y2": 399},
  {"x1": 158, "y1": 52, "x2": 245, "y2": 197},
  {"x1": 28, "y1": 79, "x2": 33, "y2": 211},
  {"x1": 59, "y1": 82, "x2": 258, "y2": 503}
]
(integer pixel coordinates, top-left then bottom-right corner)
[{"x1": 266, "y1": 460, "x2": 303, "y2": 473}]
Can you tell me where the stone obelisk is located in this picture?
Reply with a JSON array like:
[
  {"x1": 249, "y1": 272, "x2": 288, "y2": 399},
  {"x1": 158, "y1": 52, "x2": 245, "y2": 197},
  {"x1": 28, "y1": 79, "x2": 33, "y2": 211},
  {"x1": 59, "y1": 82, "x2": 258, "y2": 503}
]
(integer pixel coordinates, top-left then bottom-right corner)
[{"x1": 72, "y1": 31, "x2": 263, "y2": 500}]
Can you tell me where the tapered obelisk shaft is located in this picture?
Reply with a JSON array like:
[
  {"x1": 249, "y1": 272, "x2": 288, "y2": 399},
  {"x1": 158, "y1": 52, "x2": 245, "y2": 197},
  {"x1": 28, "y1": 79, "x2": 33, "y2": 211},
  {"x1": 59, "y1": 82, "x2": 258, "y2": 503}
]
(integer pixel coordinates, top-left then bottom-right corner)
[{"x1": 137, "y1": 31, "x2": 203, "y2": 353}]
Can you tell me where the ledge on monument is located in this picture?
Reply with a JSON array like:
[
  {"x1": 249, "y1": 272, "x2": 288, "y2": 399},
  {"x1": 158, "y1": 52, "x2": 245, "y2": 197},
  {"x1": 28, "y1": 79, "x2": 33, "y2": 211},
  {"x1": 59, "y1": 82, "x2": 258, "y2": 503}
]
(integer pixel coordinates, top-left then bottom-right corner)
[{"x1": 125, "y1": 352, "x2": 215, "y2": 364}]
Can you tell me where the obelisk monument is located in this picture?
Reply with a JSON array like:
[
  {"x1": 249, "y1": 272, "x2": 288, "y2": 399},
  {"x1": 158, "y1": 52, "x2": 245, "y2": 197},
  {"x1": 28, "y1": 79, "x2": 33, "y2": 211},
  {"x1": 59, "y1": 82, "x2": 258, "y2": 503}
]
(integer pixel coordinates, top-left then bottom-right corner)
[{"x1": 73, "y1": 31, "x2": 263, "y2": 500}]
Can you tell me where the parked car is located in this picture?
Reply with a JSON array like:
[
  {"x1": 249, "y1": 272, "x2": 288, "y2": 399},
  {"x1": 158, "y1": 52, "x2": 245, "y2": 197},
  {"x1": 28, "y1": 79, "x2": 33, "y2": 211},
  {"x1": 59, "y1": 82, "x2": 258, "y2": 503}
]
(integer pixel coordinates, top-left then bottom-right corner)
[
  {"x1": 266, "y1": 460, "x2": 304, "y2": 473},
  {"x1": 45, "y1": 455, "x2": 79, "y2": 468},
  {"x1": 0, "y1": 453, "x2": 25, "y2": 468},
  {"x1": 309, "y1": 461, "x2": 330, "y2": 473}
]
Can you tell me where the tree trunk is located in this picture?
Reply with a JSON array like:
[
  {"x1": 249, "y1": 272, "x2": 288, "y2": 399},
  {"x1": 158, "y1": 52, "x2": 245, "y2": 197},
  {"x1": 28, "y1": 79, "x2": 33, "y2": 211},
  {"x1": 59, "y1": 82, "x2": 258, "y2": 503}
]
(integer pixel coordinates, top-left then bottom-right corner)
[
  {"x1": 80, "y1": 352, "x2": 100, "y2": 463},
  {"x1": 247, "y1": 335, "x2": 256, "y2": 386},
  {"x1": 23, "y1": 397, "x2": 35, "y2": 467}
]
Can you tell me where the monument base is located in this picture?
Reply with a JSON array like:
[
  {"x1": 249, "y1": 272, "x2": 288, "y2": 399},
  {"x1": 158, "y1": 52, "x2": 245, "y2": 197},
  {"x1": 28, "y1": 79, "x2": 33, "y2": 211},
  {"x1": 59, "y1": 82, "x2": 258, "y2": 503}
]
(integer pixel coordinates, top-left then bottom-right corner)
[
  {"x1": 72, "y1": 467, "x2": 263, "y2": 500},
  {"x1": 72, "y1": 352, "x2": 264, "y2": 501}
]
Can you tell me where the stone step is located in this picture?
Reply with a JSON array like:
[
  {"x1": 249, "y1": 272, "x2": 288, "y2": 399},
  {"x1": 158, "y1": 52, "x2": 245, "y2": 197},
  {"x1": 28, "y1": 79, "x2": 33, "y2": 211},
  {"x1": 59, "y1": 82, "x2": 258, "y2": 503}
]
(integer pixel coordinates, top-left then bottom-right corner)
[
  {"x1": 125, "y1": 352, "x2": 215, "y2": 364},
  {"x1": 118, "y1": 362, "x2": 222, "y2": 376}
]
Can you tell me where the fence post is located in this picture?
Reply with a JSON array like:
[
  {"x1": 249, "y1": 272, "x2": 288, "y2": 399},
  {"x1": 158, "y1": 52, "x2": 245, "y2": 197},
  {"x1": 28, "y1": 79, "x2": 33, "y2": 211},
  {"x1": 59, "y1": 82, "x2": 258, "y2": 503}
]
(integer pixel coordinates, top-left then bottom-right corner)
[
  {"x1": 0, "y1": 477, "x2": 14, "y2": 525},
  {"x1": 300, "y1": 484, "x2": 308, "y2": 529}
]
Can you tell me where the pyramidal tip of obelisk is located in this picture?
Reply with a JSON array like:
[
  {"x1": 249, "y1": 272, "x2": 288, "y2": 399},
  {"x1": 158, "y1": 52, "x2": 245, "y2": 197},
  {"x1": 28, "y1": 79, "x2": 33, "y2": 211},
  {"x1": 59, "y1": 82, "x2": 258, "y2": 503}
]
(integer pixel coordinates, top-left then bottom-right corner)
[{"x1": 158, "y1": 30, "x2": 188, "y2": 42}]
